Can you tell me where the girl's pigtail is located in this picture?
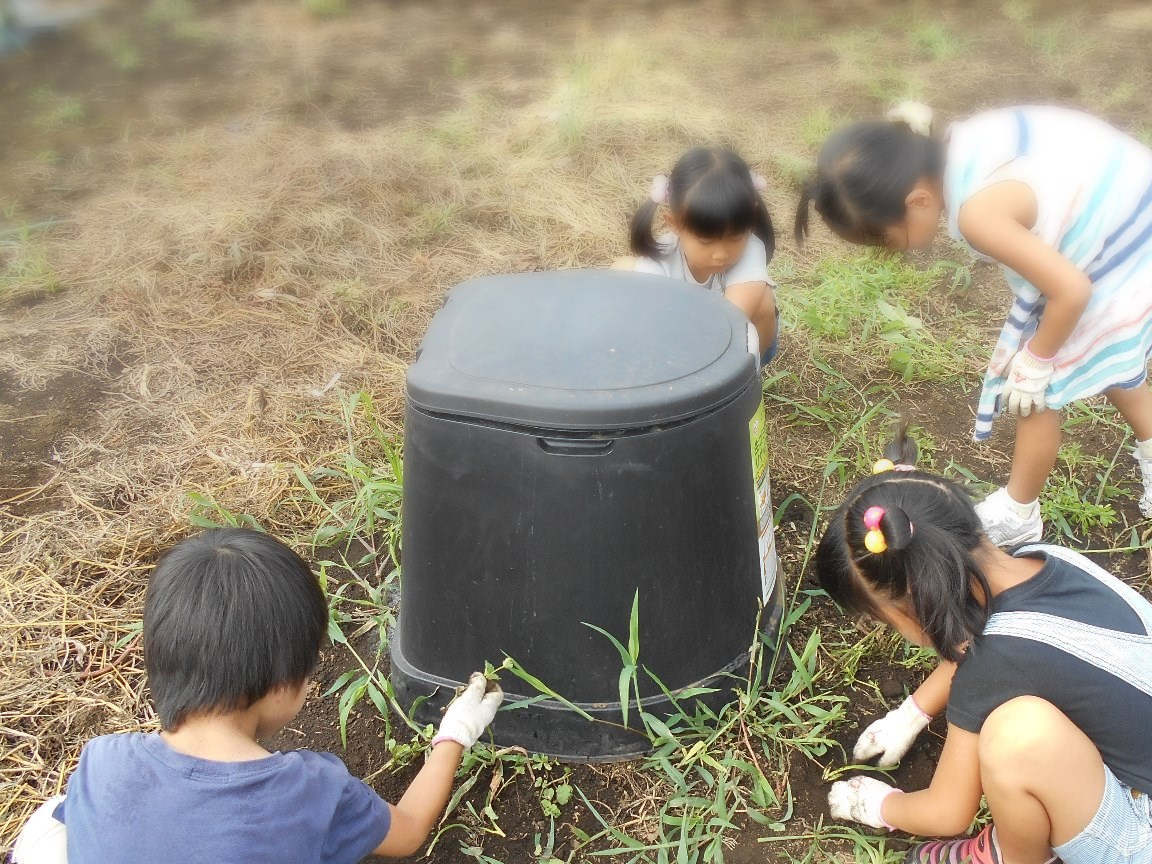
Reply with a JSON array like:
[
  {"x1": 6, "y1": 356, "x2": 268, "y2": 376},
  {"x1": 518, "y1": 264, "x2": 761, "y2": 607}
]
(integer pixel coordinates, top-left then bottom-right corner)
[
  {"x1": 880, "y1": 418, "x2": 919, "y2": 466},
  {"x1": 793, "y1": 178, "x2": 815, "y2": 247},
  {"x1": 629, "y1": 197, "x2": 662, "y2": 259},
  {"x1": 753, "y1": 193, "x2": 776, "y2": 261},
  {"x1": 876, "y1": 504, "x2": 915, "y2": 552}
]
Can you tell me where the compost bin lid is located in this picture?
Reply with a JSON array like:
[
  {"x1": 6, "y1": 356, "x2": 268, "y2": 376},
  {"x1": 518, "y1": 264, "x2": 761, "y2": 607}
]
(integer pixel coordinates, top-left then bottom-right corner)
[{"x1": 405, "y1": 269, "x2": 757, "y2": 431}]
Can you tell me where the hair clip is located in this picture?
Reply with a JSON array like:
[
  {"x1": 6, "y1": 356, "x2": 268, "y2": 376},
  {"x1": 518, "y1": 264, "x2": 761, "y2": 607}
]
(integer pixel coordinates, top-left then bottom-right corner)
[
  {"x1": 749, "y1": 171, "x2": 768, "y2": 192},
  {"x1": 863, "y1": 505, "x2": 887, "y2": 554},
  {"x1": 872, "y1": 459, "x2": 917, "y2": 474},
  {"x1": 650, "y1": 174, "x2": 670, "y2": 205},
  {"x1": 885, "y1": 101, "x2": 933, "y2": 136}
]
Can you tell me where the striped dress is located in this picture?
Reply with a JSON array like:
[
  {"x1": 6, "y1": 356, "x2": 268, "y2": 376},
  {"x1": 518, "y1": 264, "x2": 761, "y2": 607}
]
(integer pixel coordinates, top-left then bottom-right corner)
[{"x1": 942, "y1": 106, "x2": 1152, "y2": 441}]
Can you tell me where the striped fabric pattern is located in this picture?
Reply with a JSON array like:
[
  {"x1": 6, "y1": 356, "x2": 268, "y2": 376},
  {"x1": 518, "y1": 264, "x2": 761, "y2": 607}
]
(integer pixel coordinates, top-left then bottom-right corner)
[
  {"x1": 942, "y1": 106, "x2": 1152, "y2": 441},
  {"x1": 905, "y1": 824, "x2": 1002, "y2": 864}
]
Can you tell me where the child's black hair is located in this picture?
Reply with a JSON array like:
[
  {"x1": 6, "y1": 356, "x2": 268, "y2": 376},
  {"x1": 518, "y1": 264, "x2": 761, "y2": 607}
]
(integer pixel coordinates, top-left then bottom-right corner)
[
  {"x1": 814, "y1": 425, "x2": 992, "y2": 662},
  {"x1": 794, "y1": 120, "x2": 944, "y2": 246},
  {"x1": 630, "y1": 146, "x2": 775, "y2": 261},
  {"x1": 143, "y1": 528, "x2": 328, "y2": 730}
]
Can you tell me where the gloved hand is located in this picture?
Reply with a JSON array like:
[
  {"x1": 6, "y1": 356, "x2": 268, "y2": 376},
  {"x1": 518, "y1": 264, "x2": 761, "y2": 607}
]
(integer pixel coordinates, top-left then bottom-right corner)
[
  {"x1": 1002, "y1": 342, "x2": 1055, "y2": 417},
  {"x1": 828, "y1": 776, "x2": 901, "y2": 830},
  {"x1": 432, "y1": 672, "x2": 503, "y2": 749},
  {"x1": 853, "y1": 696, "x2": 932, "y2": 768}
]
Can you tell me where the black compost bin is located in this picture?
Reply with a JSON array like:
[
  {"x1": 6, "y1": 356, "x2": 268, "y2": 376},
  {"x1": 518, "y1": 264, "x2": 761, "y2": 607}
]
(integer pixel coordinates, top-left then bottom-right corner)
[{"x1": 391, "y1": 269, "x2": 782, "y2": 760}]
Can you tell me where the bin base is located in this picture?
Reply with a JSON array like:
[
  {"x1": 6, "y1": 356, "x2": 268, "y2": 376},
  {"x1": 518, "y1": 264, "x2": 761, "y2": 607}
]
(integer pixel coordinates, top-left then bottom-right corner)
[{"x1": 390, "y1": 577, "x2": 785, "y2": 762}]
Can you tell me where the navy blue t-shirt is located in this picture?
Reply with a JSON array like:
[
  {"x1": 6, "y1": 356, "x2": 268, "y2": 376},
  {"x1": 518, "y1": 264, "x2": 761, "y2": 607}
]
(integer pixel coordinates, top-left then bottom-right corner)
[
  {"x1": 948, "y1": 550, "x2": 1152, "y2": 792},
  {"x1": 56, "y1": 733, "x2": 390, "y2": 864}
]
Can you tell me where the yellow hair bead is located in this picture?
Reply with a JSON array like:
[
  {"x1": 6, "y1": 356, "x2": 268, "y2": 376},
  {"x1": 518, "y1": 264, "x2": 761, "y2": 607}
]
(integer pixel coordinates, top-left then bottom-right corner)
[
  {"x1": 864, "y1": 529, "x2": 888, "y2": 554},
  {"x1": 872, "y1": 458, "x2": 895, "y2": 474}
]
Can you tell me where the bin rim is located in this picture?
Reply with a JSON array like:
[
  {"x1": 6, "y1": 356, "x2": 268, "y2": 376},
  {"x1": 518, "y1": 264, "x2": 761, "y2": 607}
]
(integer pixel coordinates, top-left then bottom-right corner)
[{"x1": 405, "y1": 270, "x2": 758, "y2": 431}]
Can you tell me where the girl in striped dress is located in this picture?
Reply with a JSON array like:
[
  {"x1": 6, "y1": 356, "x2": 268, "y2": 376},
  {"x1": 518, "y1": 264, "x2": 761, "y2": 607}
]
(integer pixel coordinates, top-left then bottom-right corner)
[{"x1": 795, "y1": 104, "x2": 1152, "y2": 546}]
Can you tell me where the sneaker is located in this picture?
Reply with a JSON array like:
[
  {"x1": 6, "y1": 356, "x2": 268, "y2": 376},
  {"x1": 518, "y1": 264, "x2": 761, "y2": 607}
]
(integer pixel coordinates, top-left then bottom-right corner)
[
  {"x1": 975, "y1": 487, "x2": 1043, "y2": 547},
  {"x1": 905, "y1": 824, "x2": 1002, "y2": 864},
  {"x1": 1134, "y1": 449, "x2": 1152, "y2": 518}
]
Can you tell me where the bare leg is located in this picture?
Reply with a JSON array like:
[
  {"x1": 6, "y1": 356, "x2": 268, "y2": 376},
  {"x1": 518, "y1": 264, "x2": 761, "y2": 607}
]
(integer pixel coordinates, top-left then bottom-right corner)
[
  {"x1": 1005, "y1": 408, "x2": 1062, "y2": 503},
  {"x1": 1105, "y1": 383, "x2": 1152, "y2": 441},
  {"x1": 979, "y1": 696, "x2": 1105, "y2": 863}
]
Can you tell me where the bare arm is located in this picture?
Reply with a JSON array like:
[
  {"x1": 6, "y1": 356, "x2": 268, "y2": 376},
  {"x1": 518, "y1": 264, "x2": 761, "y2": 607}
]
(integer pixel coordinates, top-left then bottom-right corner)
[
  {"x1": 958, "y1": 180, "x2": 1092, "y2": 358},
  {"x1": 372, "y1": 741, "x2": 464, "y2": 857},
  {"x1": 724, "y1": 280, "x2": 777, "y2": 353},
  {"x1": 881, "y1": 724, "x2": 983, "y2": 836},
  {"x1": 909, "y1": 660, "x2": 957, "y2": 717}
]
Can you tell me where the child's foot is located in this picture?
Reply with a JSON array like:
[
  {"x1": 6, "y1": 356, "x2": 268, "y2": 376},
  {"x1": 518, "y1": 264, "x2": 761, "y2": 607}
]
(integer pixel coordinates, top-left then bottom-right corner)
[
  {"x1": 904, "y1": 824, "x2": 1002, "y2": 863},
  {"x1": 1134, "y1": 448, "x2": 1152, "y2": 517},
  {"x1": 975, "y1": 487, "x2": 1042, "y2": 547},
  {"x1": 904, "y1": 824, "x2": 1060, "y2": 864}
]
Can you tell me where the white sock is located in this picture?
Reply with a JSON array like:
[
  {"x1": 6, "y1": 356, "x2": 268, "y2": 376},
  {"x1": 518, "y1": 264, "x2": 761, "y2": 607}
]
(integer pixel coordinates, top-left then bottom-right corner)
[
  {"x1": 1003, "y1": 489, "x2": 1038, "y2": 518},
  {"x1": 1137, "y1": 436, "x2": 1152, "y2": 460}
]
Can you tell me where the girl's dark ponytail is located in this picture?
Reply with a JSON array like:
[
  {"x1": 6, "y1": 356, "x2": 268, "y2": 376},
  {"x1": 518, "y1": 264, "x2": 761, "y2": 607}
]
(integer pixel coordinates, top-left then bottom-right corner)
[
  {"x1": 753, "y1": 192, "x2": 776, "y2": 261},
  {"x1": 880, "y1": 418, "x2": 918, "y2": 465},
  {"x1": 899, "y1": 521, "x2": 992, "y2": 662},
  {"x1": 629, "y1": 198, "x2": 662, "y2": 259},
  {"x1": 793, "y1": 178, "x2": 815, "y2": 246}
]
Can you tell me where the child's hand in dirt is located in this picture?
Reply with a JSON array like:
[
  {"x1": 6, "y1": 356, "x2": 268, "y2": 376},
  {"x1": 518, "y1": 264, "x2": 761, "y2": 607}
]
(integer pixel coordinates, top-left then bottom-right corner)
[
  {"x1": 853, "y1": 695, "x2": 931, "y2": 768},
  {"x1": 433, "y1": 672, "x2": 503, "y2": 749},
  {"x1": 828, "y1": 776, "x2": 901, "y2": 830}
]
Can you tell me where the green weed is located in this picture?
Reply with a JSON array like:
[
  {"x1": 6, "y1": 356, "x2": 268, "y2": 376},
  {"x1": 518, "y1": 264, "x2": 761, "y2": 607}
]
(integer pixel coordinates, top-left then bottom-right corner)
[
  {"x1": 88, "y1": 27, "x2": 141, "y2": 72},
  {"x1": 448, "y1": 55, "x2": 471, "y2": 78},
  {"x1": 908, "y1": 21, "x2": 968, "y2": 62},
  {"x1": 30, "y1": 87, "x2": 85, "y2": 130},
  {"x1": 1041, "y1": 441, "x2": 1121, "y2": 543},
  {"x1": 763, "y1": 14, "x2": 817, "y2": 42},
  {"x1": 769, "y1": 151, "x2": 812, "y2": 189},
  {"x1": 1025, "y1": 21, "x2": 1092, "y2": 78},
  {"x1": 0, "y1": 225, "x2": 63, "y2": 297},
  {"x1": 1001, "y1": 0, "x2": 1032, "y2": 24},
  {"x1": 289, "y1": 390, "x2": 403, "y2": 566},
  {"x1": 781, "y1": 251, "x2": 976, "y2": 384},
  {"x1": 146, "y1": 0, "x2": 211, "y2": 42},
  {"x1": 303, "y1": 0, "x2": 347, "y2": 18},
  {"x1": 799, "y1": 108, "x2": 837, "y2": 152}
]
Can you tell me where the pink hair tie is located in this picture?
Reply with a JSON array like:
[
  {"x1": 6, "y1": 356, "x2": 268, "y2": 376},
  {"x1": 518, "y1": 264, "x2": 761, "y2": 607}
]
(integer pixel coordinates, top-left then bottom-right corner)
[
  {"x1": 749, "y1": 171, "x2": 768, "y2": 192},
  {"x1": 863, "y1": 506, "x2": 887, "y2": 554},
  {"x1": 649, "y1": 174, "x2": 670, "y2": 205}
]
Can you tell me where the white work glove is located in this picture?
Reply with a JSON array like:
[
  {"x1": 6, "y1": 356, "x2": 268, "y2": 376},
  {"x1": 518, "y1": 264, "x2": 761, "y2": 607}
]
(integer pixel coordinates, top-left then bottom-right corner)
[
  {"x1": 12, "y1": 796, "x2": 68, "y2": 864},
  {"x1": 853, "y1": 696, "x2": 932, "y2": 768},
  {"x1": 828, "y1": 776, "x2": 902, "y2": 830},
  {"x1": 1001, "y1": 342, "x2": 1055, "y2": 417},
  {"x1": 432, "y1": 672, "x2": 503, "y2": 749}
]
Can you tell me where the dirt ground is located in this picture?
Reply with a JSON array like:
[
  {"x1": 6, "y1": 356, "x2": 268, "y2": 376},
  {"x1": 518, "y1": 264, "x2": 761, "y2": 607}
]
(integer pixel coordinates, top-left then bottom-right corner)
[{"x1": 5, "y1": 0, "x2": 1152, "y2": 861}]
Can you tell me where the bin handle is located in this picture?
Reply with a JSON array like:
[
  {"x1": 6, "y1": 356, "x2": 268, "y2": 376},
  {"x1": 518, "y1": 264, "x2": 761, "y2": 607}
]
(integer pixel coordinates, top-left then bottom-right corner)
[{"x1": 536, "y1": 437, "x2": 615, "y2": 456}]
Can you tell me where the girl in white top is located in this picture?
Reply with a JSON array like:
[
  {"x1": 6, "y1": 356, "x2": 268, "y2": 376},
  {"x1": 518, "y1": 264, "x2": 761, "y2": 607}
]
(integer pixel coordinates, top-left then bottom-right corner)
[{"x1": 619, "y1": 147, "x2": 779, "y2": 365}]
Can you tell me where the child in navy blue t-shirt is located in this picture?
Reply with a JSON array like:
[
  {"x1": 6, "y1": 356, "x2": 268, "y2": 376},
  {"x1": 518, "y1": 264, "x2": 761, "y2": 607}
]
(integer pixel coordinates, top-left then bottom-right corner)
[{"x1": 11, "y1": 528, "x2": 502, "y2": 864}]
